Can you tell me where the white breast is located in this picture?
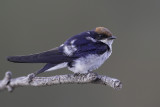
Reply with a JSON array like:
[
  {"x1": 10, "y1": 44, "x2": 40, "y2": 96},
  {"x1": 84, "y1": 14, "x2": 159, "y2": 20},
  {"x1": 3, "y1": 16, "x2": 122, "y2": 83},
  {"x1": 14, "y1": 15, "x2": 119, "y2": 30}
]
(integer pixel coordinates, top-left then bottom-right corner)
[{"x1": 68, "y1": 50, "x2": 112, "y2": 73}]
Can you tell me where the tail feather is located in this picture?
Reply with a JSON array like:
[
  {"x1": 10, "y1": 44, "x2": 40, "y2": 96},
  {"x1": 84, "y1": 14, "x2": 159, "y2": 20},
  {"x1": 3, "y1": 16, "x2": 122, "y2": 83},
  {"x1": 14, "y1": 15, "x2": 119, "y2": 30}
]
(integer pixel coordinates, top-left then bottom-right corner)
[
  {"x1": 7, "y1": 48, "x2": 76, "y2": 63},
  {"x1": 7, "y1": 55, "x2": 40, "y2": 63}
]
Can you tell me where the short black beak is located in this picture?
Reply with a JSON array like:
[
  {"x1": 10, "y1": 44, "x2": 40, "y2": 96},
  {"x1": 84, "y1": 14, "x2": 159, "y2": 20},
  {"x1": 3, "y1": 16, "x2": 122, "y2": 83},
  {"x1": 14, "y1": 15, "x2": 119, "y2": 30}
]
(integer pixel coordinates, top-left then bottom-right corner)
[{"x1": 108, "y1": 35, "x2": 116, "y2": 39}]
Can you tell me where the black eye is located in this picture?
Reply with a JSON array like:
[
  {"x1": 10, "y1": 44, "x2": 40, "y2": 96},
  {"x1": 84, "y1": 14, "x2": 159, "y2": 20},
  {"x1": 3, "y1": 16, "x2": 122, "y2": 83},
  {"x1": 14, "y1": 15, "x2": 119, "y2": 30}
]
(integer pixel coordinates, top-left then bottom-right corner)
[
  {"x1": 100, "y1": 34, "x2": 107, "y2": 38},
  {"x1": 95, "y1": 34, "x2": 107, "y2": 40}
]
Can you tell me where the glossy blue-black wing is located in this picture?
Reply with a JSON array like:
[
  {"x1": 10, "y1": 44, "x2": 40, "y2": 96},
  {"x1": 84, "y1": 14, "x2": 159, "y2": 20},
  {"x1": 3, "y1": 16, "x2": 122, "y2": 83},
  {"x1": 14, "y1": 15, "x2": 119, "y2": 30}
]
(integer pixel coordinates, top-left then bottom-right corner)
[
  {"x1": 73, "y1": 41, "x2": 109, "y2": 57},
  {"x1": 64, "y1": 31, "x2": 109, "y2": 57},
  {"x1": 7, "y1": 48, "x2": 76, "y2": 64}
]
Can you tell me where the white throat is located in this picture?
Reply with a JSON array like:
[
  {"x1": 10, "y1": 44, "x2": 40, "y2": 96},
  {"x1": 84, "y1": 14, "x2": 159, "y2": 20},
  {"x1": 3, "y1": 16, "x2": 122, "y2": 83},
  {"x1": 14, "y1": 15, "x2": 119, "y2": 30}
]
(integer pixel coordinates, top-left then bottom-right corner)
[{"x1": 100, "y1": 39, "x2": 113, "y2": 48}]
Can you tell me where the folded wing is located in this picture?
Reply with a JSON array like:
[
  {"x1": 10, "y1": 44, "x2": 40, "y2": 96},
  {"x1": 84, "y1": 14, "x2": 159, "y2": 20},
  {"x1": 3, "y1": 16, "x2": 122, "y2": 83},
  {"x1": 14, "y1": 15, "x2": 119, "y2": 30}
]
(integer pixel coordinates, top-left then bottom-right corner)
[
  {"x1": 7, "y1": 48, "x2": 76, "y2": 64},
  {"x1": 71, "y1": 40, "x2": 109, "y2": 58}
]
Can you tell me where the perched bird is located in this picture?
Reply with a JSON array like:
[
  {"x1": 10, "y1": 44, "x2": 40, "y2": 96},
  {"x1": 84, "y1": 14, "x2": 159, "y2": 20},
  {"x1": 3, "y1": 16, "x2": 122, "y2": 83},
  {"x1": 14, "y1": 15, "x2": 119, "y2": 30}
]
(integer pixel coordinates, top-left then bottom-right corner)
[{"x1": 7, "y1": 27, "x2": 116, "y2": 76}]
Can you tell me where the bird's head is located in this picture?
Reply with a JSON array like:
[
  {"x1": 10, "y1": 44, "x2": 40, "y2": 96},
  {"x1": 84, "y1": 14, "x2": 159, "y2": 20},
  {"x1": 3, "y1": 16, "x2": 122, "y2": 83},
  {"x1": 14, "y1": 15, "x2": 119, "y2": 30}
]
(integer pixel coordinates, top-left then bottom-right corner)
[{"x1": 94, "y1": 27, "x2": 116, "y2": 46}]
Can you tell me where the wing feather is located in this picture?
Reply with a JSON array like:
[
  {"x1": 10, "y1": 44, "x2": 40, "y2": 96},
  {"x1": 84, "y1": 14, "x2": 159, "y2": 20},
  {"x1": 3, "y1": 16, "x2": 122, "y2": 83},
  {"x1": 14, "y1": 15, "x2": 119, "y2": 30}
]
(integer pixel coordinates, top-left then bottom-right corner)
[
  {"x1": 64, "y1": 32, "x2": 109, "y2": 58},
  {"x1": 7, "y1": 48, "x2": 76, "y2": 64}
]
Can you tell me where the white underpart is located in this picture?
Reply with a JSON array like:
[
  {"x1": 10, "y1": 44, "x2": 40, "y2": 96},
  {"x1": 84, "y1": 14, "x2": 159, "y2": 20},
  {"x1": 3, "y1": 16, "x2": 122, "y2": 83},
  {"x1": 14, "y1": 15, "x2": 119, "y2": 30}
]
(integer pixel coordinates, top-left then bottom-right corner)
[
  {"x1": 86, "y1": 37, "x2": 97, "y2": 42},
  {"x1": 63, "y1": 39, "x2": 77, "y2": 56},
  {"x1": 68, "y1": 50, "x2": 112, "y2": 73},
  {"x1": 46, "y1": 62, "x2": 68, "y2": 72}
]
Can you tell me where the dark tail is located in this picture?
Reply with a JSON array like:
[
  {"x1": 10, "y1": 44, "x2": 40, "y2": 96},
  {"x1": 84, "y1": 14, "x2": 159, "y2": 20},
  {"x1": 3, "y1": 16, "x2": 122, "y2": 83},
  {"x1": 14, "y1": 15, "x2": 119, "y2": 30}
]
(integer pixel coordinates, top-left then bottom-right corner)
[
  {"x1": 7, "y1": 55, "x2": 41, "y2": 63},
  {"x1": 7, "y1": 48, "x2": 76, "y2": 63}
]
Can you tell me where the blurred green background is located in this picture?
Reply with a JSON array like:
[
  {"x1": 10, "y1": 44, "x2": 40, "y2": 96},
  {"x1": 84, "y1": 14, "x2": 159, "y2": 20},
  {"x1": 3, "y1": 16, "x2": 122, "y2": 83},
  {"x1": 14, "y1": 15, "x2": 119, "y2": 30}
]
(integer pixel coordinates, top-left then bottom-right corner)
[{"x1": 0, "y1": 0, "x2": 160, "y2": 107}]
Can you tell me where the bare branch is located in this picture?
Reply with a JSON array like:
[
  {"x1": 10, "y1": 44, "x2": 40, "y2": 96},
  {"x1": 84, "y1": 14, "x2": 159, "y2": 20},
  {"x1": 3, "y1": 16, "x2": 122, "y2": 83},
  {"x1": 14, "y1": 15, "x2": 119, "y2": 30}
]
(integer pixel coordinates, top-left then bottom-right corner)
[{"x1": 0, "y1": 71, "x2": 122, "y2": 92}]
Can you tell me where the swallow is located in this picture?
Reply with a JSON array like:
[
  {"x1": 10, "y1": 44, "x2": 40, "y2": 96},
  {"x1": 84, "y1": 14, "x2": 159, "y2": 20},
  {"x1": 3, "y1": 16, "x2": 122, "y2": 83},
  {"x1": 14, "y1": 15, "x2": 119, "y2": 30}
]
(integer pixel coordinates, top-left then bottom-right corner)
[{"x1": 7, "y1": 27, "x2": 116, "y2": 76}]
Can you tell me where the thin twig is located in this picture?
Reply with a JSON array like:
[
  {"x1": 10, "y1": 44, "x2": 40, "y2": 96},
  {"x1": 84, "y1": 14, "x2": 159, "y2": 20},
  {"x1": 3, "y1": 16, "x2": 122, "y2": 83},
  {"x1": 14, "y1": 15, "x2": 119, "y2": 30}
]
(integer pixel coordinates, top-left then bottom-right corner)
[{"x1": 0, "y1": 71, "x2": 122, "y2": 92}]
